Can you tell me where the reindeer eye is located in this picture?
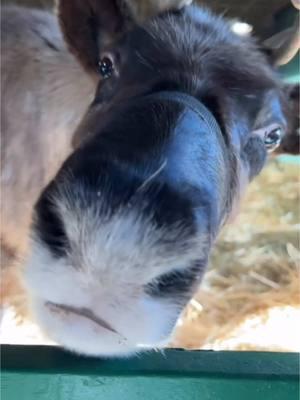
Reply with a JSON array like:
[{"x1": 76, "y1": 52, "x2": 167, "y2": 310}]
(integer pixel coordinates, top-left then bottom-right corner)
[
  {"x1": 264, "y1": 127, "x2": 282, "y2": 152},
  {"x1": 98, "y1": 55, "x2": 114, "y2": 79}
]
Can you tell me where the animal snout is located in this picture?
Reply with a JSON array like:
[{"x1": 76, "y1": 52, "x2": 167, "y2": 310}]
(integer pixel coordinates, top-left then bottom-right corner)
[
  {"x1": 23, "y1": 94, "x2": 229, "y2": 357},
  {"x1": 24, "y1": 153, "x2": 211, "y2": 356}
]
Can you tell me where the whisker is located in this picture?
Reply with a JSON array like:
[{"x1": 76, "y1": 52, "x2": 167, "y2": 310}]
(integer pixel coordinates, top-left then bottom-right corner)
[
  {"x1": 46, "y1": 302, "x2": 126, "y2": 339},
  {"x1": 136, "y1": 160, "x2": 167, "y2": 193}
]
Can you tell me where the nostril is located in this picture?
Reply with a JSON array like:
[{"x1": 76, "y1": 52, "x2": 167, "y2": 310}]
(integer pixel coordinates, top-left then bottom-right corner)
[{"x1": 46, "y1": 302, "x2": 121, "y2": 336}]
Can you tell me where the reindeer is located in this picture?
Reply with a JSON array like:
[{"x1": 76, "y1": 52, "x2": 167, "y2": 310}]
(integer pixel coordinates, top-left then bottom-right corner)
[
  {"x1": 1, "y1": 1, "x2": 299, "y2": 356},
  {"x1": 1, "y1": 1, "x2": 195, "y2": 271}
]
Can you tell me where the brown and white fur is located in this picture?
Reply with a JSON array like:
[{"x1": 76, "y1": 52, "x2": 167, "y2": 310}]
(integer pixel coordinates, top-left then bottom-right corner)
[{"x1": 1, "y1": 1, "x2": 298, "y2": 357}]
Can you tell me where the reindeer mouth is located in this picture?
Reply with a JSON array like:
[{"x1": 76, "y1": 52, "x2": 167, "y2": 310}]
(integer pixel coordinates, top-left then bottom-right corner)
[{"x1": 45, "y1": 302, "x2": 122, "y2": 336}]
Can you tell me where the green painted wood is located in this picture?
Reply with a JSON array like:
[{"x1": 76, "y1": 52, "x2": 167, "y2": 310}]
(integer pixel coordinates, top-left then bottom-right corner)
[
  {"x1": 277, "y1": 154, "x2": 300, "y2": 165},
  {"x1": 1, "y1": 345, "x2": 299, "y2": 400}
]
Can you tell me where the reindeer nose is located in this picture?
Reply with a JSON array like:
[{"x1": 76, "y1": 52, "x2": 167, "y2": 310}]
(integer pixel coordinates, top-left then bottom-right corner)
[{"x1": 46, "y1": 302, "x2": 121, "y2": 335}]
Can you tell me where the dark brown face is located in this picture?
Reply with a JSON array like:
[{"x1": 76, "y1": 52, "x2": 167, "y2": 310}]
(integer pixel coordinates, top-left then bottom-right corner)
[
  {"x1": 26, "y1": 91, "x2": 230, "y2": 357},
  {"x1": 23, "y1": 3, "x2": 291, "y2": 358},
  {"x1": 274, "y1": 84, "x2": 300, "y2": 155},
  {"x1": 67, "y1": 4, "x2": 287, "y2": 178}
]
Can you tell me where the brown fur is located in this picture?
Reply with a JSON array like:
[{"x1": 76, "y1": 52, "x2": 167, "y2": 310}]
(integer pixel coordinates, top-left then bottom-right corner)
[
  {"x1": 1, "y1": 1, "x2": 195, "y2": 270},
  {"x1": 1, "y1": 6, "x2": 95, "y2": 268}
]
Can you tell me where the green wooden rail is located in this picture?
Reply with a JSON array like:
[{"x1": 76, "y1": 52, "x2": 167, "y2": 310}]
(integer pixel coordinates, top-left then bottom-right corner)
[{"x1": 1, "y1": 345, "x2": 299, "y2": 400}]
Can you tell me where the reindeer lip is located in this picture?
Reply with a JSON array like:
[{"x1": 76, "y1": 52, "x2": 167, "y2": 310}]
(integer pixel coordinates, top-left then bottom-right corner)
[{"x1": 45, "y1": 301, "x2": 122, "y2": 336}]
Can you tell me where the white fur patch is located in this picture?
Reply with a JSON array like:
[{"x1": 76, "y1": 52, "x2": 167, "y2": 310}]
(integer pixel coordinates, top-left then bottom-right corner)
[{"x1": 23, "y1": 186, "x2": 207, "y2": 357}]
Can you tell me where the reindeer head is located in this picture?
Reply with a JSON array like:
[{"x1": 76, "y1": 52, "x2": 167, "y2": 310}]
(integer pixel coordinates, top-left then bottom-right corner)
[{"x1": 24, "y1": 2, "x2": 295, "y2": 357}]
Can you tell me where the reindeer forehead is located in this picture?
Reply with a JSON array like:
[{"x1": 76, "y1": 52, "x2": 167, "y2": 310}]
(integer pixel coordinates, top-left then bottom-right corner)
[
  {"x1": 127, "y1": 8, "x2": 236, "y2": 63},
  {"x1": 121, "y1": 7, "x2": 277, "y2": 93}
]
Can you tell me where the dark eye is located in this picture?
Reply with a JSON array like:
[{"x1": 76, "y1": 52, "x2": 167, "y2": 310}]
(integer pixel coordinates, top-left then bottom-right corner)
[
  {"x1": 264, "y1": 127, "x2": 283, "y2": 152},
  {"x1": 98, "y1": 55, "x2": 114, "y2": 79}
]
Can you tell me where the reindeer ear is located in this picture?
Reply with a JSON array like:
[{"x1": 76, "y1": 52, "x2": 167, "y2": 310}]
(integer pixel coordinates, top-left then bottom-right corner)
[
  {"x1": 262, "y1": 9, "x2": 299, "y2": 67},
  {"x1": 57, "y1": 0, "x2": 132, "y2": 75}
]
